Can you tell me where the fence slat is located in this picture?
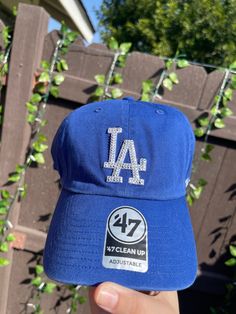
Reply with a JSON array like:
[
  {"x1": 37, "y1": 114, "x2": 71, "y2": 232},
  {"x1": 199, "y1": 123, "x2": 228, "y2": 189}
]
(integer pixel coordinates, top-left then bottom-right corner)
[{"x1": 0, "y1": 4, "x2": 49, "y2": 313}]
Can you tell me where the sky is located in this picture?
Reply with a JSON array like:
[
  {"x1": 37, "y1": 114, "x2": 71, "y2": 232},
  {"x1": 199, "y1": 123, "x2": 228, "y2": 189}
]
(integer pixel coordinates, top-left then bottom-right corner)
[{"x1": 48, "y1": 0, "x2": 103, "y2": 43}]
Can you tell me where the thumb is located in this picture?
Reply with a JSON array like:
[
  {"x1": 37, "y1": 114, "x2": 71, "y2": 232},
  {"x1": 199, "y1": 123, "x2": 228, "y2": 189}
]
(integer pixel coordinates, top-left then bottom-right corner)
[{"x1": 94, "y1": 282, "x2": 172, "y2": 314}]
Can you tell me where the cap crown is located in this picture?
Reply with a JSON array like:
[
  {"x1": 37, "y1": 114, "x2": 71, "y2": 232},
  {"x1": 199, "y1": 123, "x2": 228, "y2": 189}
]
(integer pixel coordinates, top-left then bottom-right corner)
[{"x1": 52, "y1": 99, "x2": 195, "y2": 200}]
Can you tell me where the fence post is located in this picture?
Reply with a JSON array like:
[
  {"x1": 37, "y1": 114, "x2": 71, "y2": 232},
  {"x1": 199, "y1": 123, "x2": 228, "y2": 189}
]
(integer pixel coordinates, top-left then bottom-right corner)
[{"x1": 0, "y1": 4, "x2": 49, "y2": 313}]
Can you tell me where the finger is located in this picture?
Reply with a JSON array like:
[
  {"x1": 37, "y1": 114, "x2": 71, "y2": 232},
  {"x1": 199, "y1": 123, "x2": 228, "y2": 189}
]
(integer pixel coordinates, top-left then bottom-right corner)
[
  {"x1": 89, "y1": 286, "x2": 110, "y2": 314},
  {"x1": 93, "y1": 282, "x2": 179, "y2": 314}
]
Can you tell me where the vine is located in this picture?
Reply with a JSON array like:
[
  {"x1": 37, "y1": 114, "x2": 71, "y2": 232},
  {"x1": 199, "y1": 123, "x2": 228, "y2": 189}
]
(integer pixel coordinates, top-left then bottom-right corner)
[
  {"x1": 92, "y1": 36, "x2": 131, "y2": 101},
  {"x1": 141, "y1": 57, "x2": 236, "y2": 207},
  {"x1": 141, "y1": 54, "x2": 189, "y2": 102},
  {"x1": 0, "y1": 26, "x2": 12, "y2": 129},
  {"x1": 188, "y1": 63, "x2": 236, "y2": 206},
  {"x1": 0, "y1": 6, "x2": 17, "y2": 131},
  {"x1": 0, "y1": 20, "x2": 89, "y2": 313},
  {"x1": 140, "y1": 55, "x2": 236, "y2": 313}
]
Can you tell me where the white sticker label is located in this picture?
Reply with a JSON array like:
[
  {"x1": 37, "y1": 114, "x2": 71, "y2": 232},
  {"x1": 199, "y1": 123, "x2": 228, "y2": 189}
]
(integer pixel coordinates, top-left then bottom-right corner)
[{"x1": 103, "y1": 206, "x2": 148, "y2": 273}]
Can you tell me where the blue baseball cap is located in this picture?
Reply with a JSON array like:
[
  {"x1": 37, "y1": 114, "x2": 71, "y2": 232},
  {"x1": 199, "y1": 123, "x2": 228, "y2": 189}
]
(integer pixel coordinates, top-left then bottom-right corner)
[{"x1": 43, "y1": 97, "x2": 198, "y2": 291}]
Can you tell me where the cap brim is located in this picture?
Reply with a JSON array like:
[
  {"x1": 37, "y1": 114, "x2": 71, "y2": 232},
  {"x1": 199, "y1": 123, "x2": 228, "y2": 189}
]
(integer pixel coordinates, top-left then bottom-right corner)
[{"x1": 43, "y1": 189, "x2": 198, "y2": 291}]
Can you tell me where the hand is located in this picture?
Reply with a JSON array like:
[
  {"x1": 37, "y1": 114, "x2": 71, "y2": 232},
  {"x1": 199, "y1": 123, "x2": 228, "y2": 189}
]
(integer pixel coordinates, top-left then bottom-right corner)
[{"x1": 89, "y1": 282, "x2": 179, "y2": 314}]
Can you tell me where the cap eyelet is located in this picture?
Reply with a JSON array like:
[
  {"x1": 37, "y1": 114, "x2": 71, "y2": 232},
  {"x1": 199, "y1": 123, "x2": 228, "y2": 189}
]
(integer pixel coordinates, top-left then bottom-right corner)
[
  {"x1": 94, "y1": 108, "x2": 102, "y2": 113},
  {"x1": 155, "y1": 109, "x2": 164, "y2": 115}
]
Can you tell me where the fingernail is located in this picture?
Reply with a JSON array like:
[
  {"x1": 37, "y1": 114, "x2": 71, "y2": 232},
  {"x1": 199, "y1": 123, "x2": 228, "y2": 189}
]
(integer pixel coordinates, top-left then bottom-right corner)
[{"x1": 96, "y1": 286, "x2": 119, "y2": 312}]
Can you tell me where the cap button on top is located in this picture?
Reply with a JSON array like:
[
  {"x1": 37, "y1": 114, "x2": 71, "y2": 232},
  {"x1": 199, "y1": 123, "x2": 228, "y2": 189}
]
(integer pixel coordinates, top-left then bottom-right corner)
[{"x1": 122, "y1": 96, "x2": 135, "y2": 101}]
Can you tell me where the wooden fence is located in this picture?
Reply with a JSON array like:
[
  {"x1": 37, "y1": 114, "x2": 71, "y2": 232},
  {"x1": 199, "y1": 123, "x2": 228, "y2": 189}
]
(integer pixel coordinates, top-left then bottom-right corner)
[{"x1": 0, "y1": 3, "x2": 236, "y2": 314}]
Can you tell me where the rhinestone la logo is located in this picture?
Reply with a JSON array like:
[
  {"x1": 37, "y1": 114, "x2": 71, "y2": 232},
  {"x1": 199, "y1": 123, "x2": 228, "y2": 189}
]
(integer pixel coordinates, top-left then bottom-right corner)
[{"x1": 103, "y1": 128, "x2": 147, "y2": 185}]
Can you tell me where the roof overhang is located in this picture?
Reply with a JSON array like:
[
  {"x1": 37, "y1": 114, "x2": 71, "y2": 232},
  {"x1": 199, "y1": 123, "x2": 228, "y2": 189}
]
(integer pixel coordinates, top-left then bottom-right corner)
[{"x1": 0, "y1": 0, "x2": 95, "y2": 42}]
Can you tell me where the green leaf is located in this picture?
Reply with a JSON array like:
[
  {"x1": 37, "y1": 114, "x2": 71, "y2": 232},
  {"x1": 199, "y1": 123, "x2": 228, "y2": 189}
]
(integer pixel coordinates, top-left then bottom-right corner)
[
  {"x1": 0, "y1": 207, "x2": 7, "y2": 215},
  {"x1": 111, "y1": 88, "x2": 123, "y2": 99},
  {"x1": 214, "y1": 95, "x2": 220, "y2": 104},
  {"x1": 225, "y1": 257, "x2": 236, "y2": 266},
  {"x1": 229, "y1": 245, "x2": 236, "y2": 257},
  {"x1": 32, "y1": 142, "x2": 48, "y2": 153},
  {"x1": 0, "y1": 242, "x2": 8, "y2": 252},
  {"x1": 30, "y1": 93, "x2": 42, "y2": 104},
  {"x1": 56, "y1": 61, "x2": 62, "y2": 72},
  {"x1": 229, "y1": 60, "x2": 236, "y2": 70},
  {"x1": 31, "y1": 276, "x2": 42, "y2": 286},
  {"x1": 231, "y1": 75, "x2": 236, "y2": 89},
  {"x1": 210, "y1": 105, "x2": 220, "y2": 116},
  {"x1": 6, "y1": 233, "x2": 16, "y2": 242},
  {"x1": 1, "y1": 63, "x2": 8, "y2": 75},
  {"x1": 27, "y1": 114, "x2": 36, "y2": 124},
  {"x1": 198, "y1": 178, "x2": 208, "y2": 186},
  {"x1": 43, "y1": 282, "x2": 57, "y2": 293},
  {"x1": 60, "y1": 59, "x2": 69, "y2": 71},
  {"x1": 165, "y1": 59, "x2": 173, "y2": 70},
  {"x1": 222, "y1": 96, "x2": 228, "y2": 107},
  {"x1": 0, "y1": 220, "x2": 5, "y2": 226},
  {"x1": 119, "y1": 42, "x2": 132, "y2": 55},
  {"x1": 94, "y1": 74, "x2": 105, "y2": 85},
  {"x1": 8, "y1": 173, "x2": 21, "y2": 182},
  {"x1": 192, "y1": 186, "x2": 203, "y2": 199},
  {"x1": 63, "y1": 37, "x2": 72, "y2": 47},
  {"x1": 66, "y1": 31, "x2": 78, "y2": 42},
  {"x1": 177, "y1": 59, "x2": 189, "y2": 68},
  {"x1": 163, "y1": 78, "x2": 173, "y2": 90},
  {"x1": 18, "y1": 184, "x2": 27, "y2": 199},
  {"x1": 169, "y1": 72, "x2": 179, "y2": 84},
  {"x1": 194, "y1": 127, "x2": 205, "y2": 137},
  {"x1": 12, "y1": 5, "x2": 17, "y2": 17},
  {"x1": 0, "y1": 258, "x2": 10, "y2": 266},
  {"x1": 35, "y1": 264, "x2": 44, "y2": 275},
  {"x1": 117, "y1": 55, "x2": 126, "y2": 68},
  {"x1": 16, "y1": 164, "x2": 25, "y2": 174},
  {"x1": 2, "y1": 27, "x2": 10, "y2": 47},
  {"x1": 198, "y1": 117, "x2": 209, "y2": 127},
  {"x1": 141, "y1": 93, "x2": 151, "y2": 101},
  {"x1": 38, "y1": 134, "x2": 47, "y2": 142},
  {"x1": 201, "y1": 153, "x2": 211, "y2": 161},
  {"x1": 142, "y1": 80, "x2": 154, "y2": 93},
  {"x1": 50, "y1": 86, "x2": 59, "y2": 98},
  {"x1": 0, "y1": 200, "x2": 8, "y2": 207},
  {"x1": 186, "y1": 193, "x2": 193, "y2": 206},
  {"x1": 41, "y1": 119, "x2": 48, "y2": 127},
  {"x1": 108, "y1": 37, "x2": 119, "y2": 50},
  {"x1": 60, "y1": 21, "x2": 69, "y2": 35},
  {"x1": 78, "y1": 295, "x2": 87, "y2": 304},
  {"x1": 1, "y1": 190, "x2": 10, "y2": 199},
  {"x1": 61, "y1": 46, "x2": 69, "y2": 55},
  {"x1": 224, "y1": 88, "x2": 233, "y2": 101},
  {"x1": 94, "y1": 86, "x2": 104, "y2": 97},
  {"x1": 113, "y1": 73, "x2": 123, "y2": 84},
  {"x1": 214, "y1": 118, "x2": 225, "y2": 129},
  {"x1": 220, "y1": 107, "x2": 233, "y2": 117},
  {"x1": 53, "y1": 74, "x2": 65, "y2": 86},
  {"x1": 26, "y1": 102, "x2": 37, "y2": 113},
  {"x1": 38, "y1": 71, "x2": 50, "y2": 83},
  {"x1": 34, "y1": 153, "x2": 45, "y2": 164},
  {"x1": 40, "y1": 60, "x2": 50, "y2": 70},
  {"x1": 205, "y1": 144, "x2": 214, "y2": 154},
  {"x1": 35, "y1": 82, "x2": 47, "y2": 94}
]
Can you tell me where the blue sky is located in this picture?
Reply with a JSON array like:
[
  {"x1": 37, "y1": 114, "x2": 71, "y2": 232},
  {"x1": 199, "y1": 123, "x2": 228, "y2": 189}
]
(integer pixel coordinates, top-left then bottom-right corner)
[{"x1": 48, "y1": 0, "x2": 103, "y2": 43}]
